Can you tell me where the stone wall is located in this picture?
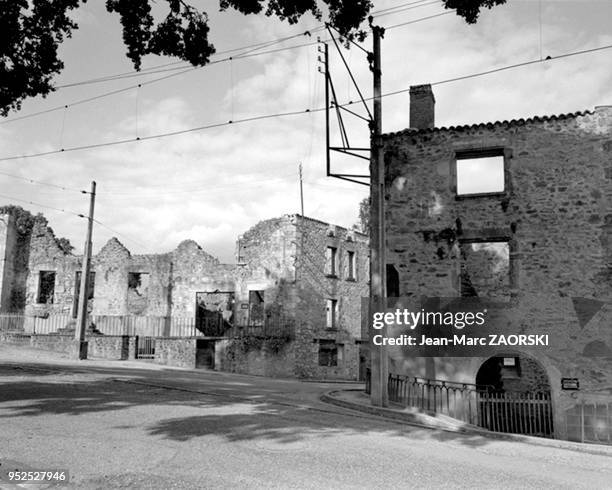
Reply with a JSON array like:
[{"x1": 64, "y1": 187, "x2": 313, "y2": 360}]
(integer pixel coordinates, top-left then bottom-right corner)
[
  {"x1": 383, "y1": 105, "x2": 612, "y2": 438},
  {"x1": 216, "y1": 338, "x2": 295, "y2": 377},
  {"x1": 27, "y1": 334, "x2": 128, "y2": 359},
  {"x1": 8, "y1": 213, "x2": 369, "y2": 380},
  {"x1": 154, "y1": 338, "x2": 197, "y2": 368},
  {"x1": 293, "y1": 216, "x2": 369, "y2": 379}
]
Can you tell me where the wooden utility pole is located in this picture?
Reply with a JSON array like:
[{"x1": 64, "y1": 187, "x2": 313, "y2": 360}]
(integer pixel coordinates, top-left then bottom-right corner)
[
  {"x1": 369, "y1": 24, "x2": 388, "y2": 407},
  {"x1": 74, "y1": 181, "x2": 96, "y2": 360}
]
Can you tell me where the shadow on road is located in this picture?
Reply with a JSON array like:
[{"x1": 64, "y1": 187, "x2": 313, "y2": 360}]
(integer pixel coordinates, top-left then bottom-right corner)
[{"x1": 0, "y1": 360, "x2": 499, "y2": 450}]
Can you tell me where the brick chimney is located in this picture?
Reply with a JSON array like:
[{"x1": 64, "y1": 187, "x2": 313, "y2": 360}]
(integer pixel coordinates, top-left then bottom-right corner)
[{"x1": 409, "y1": 84, "x2": 435, "y2": 130}]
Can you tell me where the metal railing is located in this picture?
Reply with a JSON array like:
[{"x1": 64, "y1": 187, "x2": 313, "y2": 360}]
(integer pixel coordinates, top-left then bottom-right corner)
[
  {"x1": 0, "y1": 313, "x2": 295, "y2": 339},
  {"x1": 388, "y1": 372, "x2": 485, "y2": 425},
  {"x1": 367, "y1": 371, "x2": 555, "y2": 437},
  {"x1": 565, "y1": 393, "x2": 612, "y2": 445},
  {"x1": 477, "y1": 391, "x2": 553, "y2": 437}
]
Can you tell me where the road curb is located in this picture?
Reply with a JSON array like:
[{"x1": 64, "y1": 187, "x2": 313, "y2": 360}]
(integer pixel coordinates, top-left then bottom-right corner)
[{"x1": 321, "y1": 389, "x2": 612, "y2": 456}]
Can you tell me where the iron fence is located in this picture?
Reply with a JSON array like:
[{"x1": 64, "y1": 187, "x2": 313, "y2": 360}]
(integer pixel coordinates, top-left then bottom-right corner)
[
  {"x1": 388, "y1": 372, "x2": 485, "y2": 425},
  {"x1": 370, "y1": 371, "x2": 554, "y2": 438},
  {"x1": 0, "y1": 313, "x2": 295, "y2": 339},
  {"x1": 477, "y1": 391, "x2": 553, "y2": 437},
  {"x1": 565, "y1": 393, "x2": 612, "y2": 445}
]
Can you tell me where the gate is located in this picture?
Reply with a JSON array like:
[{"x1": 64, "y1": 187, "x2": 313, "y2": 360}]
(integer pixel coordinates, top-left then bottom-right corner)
[
  {"x1": 135, "y1": 336, "x2": 156, "y2": 359},
  {"x1": 478, "y1": 391, "x2": 554, "y2": 437}
]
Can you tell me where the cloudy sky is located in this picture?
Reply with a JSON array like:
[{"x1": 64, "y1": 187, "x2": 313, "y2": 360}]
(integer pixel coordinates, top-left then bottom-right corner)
[{"x1": 1, "y1": 0, "x2": 611, "y2": 263}]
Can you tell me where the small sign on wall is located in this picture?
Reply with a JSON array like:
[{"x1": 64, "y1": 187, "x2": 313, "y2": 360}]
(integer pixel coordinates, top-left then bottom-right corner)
[{"x1": 561, "y1": 378, "x2": 580, "y2": 390}]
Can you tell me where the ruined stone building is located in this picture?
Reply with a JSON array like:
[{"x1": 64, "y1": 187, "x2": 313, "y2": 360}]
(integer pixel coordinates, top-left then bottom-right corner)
[
  {"x1": 381, "y1": 84, "x2": 612, "y2": 441},
  {"x1": 0, "y1": 211, "x2": 368, "y2": 380}
]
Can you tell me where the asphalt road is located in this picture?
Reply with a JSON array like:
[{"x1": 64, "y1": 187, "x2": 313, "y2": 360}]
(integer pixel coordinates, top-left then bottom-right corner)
[{"x1": 0, "y1": 346, "x2": 610, "y2": 489}]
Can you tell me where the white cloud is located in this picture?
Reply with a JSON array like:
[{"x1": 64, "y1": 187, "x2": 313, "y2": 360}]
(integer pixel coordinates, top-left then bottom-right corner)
[{"x1": 1, "y1": 0, "x2": 611, "y2": 264}]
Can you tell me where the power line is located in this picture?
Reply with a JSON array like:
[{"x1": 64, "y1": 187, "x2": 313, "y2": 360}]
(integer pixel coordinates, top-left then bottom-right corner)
[
  {"x1": 2, "y1": 39, "x2": 610, "y2": 163},
  {"x1": 0, "y1": 8, "x2": 448, "y2": 127},
  {"x1": 373, "y1": 0, "x2": 442, "y2": 18},
  {"x1": 0, "y1": 192, "x2": 85, "y2": 218},
  {"x1": 0, "y1": 30, "x2": 322, "y2": 126},
  {"x1": 92, "y1": 218, "x2": 150, "y2": 250},
  {"x1": 371, "y1": 0, "x2": 432, "y2": 16},
  {"x1": 56, "y1": 26, "x2": 329, "y2": 90},
  {"x1": 0, "y1": 170, "x2": 89, "y2": 194},
  {"x1": 385, "y1": 11, "x2": 454, "y2": 29},
  {"x1": 386, "y1": 42, "x2": 612, "y2": 95},
  {"x1": 0, "y1": 107, "x2": 325, "y2": 162}
]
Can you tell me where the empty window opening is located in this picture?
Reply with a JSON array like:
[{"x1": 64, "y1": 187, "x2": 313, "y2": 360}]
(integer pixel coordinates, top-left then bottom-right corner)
[
  {"x1": 456, "y1": 154, "x2": 504, "y2": 196},
  {"x1": 325, "y1": 246, "x2": 338, "y2": 276},
  {"x1": 196, "y1": 291, "x2": 235, "y2": 335},
  {"x1": 460, "y1": 241, "x2": 510, "y2": 300},
  {"x1": 319, "y1": 340, "x2": 342, "y2": 367},
  {"x1": 386, "y1": 264, "x2": 400, "y2": 297},
  {"x1": 37, "y1": 271, "x2": 56, "y2": 304},
  {"x1": 248, "y1": 290, "x2": 265, "y2": 326},
  {"x1": 326, "y1": 299, "x2": 338, "y2": 329},
  {"x1": 127, "y1": 272, "x2": 150, "y2": 315},
  {"x1": 347, "y1": 251, "x2": 356, "y2": 280}
]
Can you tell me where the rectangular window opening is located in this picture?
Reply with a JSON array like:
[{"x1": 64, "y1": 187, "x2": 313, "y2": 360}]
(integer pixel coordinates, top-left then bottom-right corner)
[
  {"x1": 326, "y1": 298, "x2": 338, "y2": 329},
  {"x1": 347, "y1": 251, "x2": 356, "y2": 280},
  {"x1": 456, "y1": 151, "x2": 505, "y2": 196},
  {"x1": 318, "y1": 340, "x2": 338, "y2": 367},
  {"x1": 325, "y1": 246, "x2": 337, "y2": 277},
  {"x1": 37, "y1": 271, "x2": 56, "y2": 304}
]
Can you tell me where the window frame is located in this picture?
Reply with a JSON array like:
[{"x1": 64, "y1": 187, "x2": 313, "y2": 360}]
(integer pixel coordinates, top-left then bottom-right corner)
[
  {"x1": 326, "y1": 298, "x2": 338, "y2": 329},
  {"x1": 325, "y1": 246, "x2": 338, "y2": 278},
  {"x1": 318, "y1": 340, "x2": 339, "y2": 367},
  {"x1": 37, "y1": 271, "x2": 56, "y2": 304},
  {"x1": 346, "y1": 250, "x2": 356, "y2": 281},
  {"x1": 453, "y1": 147, "x2": 508, "y2": 198}
]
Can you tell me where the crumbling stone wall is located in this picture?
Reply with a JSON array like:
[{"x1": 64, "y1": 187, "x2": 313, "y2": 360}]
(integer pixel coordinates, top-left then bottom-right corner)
[
  {"x1": 293, "y1": 216, "x2": 369, "y2": 379},
  {"x1": 15, "y1": 212, "x2": 369, "y2": 380},
  {"x1": 383, "y1": 106, "x2": 612, "y2": 438},
  {"x1": 25, "y1": 219, "x2": 80, "y2": 317}
]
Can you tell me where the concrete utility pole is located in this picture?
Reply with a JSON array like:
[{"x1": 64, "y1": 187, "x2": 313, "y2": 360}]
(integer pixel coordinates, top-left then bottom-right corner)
[
  {"x1": 74, "y1": 181, "x2": 96, "y2": 360},
  {"x1": 369, "y1": 24, "x2": 388, "y2": 407}
]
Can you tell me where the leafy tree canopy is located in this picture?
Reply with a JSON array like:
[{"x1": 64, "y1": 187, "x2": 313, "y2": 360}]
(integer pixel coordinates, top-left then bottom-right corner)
[{"x1": 0, "y1": 0, "x2": 505, "y2": 116}]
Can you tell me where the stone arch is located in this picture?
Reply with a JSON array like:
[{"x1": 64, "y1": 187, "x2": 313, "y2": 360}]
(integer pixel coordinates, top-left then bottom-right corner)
[{"x1": 472, "y1": 351, "x2": 557, "y2": 437}]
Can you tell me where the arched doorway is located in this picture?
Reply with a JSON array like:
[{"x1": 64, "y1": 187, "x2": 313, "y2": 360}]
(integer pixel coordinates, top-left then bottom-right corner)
[{"x1": 475, "y1": 354, "x2": 554, "y2": 437}]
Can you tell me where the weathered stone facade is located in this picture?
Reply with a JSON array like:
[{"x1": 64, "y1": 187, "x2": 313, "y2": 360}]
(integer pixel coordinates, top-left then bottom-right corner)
[
  {"x1": 382, "y1": 85, "x2": 612, "y2": 439},
  {"x1": 0, "y1": 212, "x2": 369, "y2": 380}
]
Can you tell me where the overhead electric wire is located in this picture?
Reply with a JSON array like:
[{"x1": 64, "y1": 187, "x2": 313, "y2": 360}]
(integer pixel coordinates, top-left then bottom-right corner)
[
  {"x1": 0, "y1": 169, "x2": 89, "y2": 193},
  {"x1": 2, "y1": 39, "x2": 610, "y2": 163},
  {"x1": 384, "y1": 10, "x2": 454, "y2": 29},
  {"x1": 92, "y1": 218, "x2": 150, "y2": 250},
  {"x1": 370, "y1": 0, "x2": 433, "y2": 16},
  {"x1": 0, "y1": 192, "x2": 85, "y2": 218},
  {"x1": 0, "y1": 7, "x2": 445, "y2": 126},
  {"x1": 0, "y1": 34, "x2": 324, "y2": 126},
  {"x1": 373, "y1": 0, "x2": 442, "y2": 18}
]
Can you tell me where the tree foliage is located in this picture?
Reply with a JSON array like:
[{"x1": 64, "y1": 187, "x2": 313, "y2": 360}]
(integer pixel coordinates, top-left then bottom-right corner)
[
  {"x1": 1, "y1": 0, "x2": 506, "y2": 116},
  {"x1": 354, "y1": 197, "x2": 370, "y2": 234}
]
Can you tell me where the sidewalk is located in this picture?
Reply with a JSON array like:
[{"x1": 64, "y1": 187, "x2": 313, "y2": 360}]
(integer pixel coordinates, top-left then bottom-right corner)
[{"x1": 321, "y1": 389, "x2": 612, "y2": 456}]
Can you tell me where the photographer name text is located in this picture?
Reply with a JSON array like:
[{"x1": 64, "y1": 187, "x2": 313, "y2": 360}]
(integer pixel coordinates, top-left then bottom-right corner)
[{"x1": 372, "y1": 334, "x2": 550, "y2": 346}]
